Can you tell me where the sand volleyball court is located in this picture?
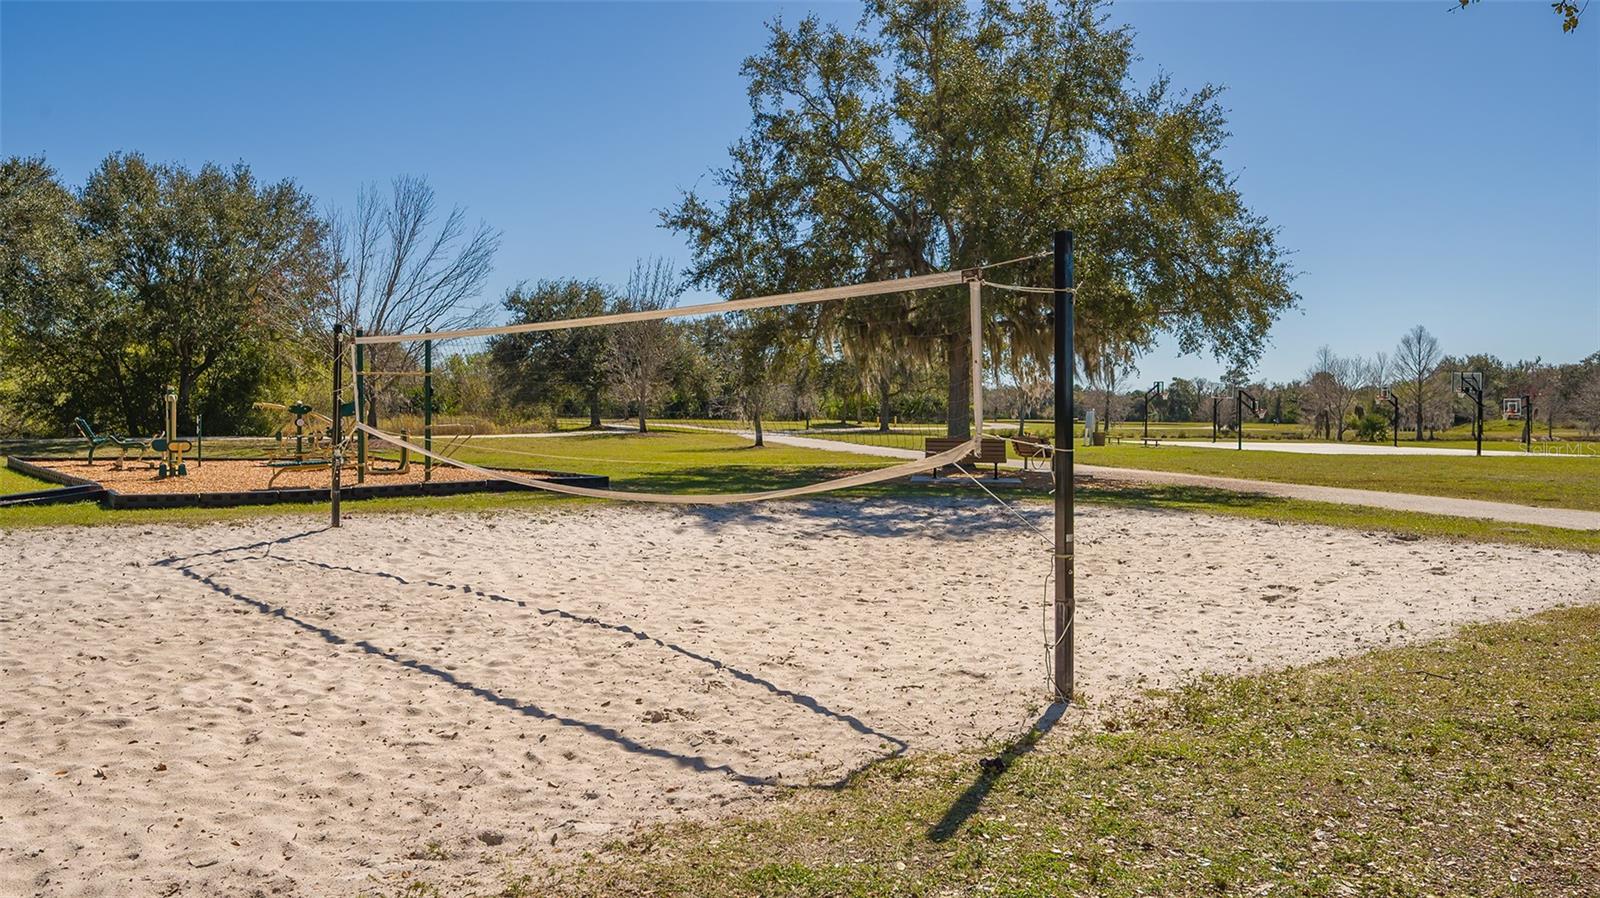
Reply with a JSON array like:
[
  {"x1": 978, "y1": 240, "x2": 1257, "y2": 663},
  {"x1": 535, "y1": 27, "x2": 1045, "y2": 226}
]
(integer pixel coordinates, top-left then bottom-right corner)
[{"x1": 2, "y1": 499, "x2": 1596, "y2": 897}]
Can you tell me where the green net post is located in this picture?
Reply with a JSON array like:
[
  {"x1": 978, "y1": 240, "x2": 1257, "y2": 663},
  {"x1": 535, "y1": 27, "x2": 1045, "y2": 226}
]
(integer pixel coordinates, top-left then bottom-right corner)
[
  {"x1": 355, "y1": 329, "x2": 366, "y2": 484},
  {"x1": 331, "y1": 324, "x2": 343, "y2": 528},
  {"x1": 424, "y1": 333, "x2": 433, "y2": 482}
]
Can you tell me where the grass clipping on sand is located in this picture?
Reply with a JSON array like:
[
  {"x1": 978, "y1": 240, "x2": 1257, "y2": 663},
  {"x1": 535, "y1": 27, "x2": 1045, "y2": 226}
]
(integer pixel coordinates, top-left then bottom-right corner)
[{"x1": 501, "y1": 606, "x2": 1599, "y2": 898}]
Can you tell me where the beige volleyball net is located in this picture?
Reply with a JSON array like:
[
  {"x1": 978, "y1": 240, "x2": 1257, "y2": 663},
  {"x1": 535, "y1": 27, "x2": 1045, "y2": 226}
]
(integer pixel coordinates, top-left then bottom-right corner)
[{"x1": 344, "y1": 261, "x2": 1057, "y2": 504}]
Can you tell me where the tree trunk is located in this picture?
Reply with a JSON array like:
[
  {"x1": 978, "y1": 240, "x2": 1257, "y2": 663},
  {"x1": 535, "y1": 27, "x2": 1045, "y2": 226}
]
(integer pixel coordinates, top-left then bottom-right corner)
[
  {"x1": 176, "y1": 371, "x2": 198, "y2": 438},
  {"x1": 637, "y1": 405, "x2": 647, "y2": 433},
  {"x1": 945, "y1": 335, "x2": 971, "y2": 439},
  {"x1": 753, "y1": 410, "x2": 764, "y2": 447},
  {"x1": 877, "y1": 375, "x2": 892, "y2": 433},
  {"x1": 587, "y1": 392, "x2": 601, "y2": 429}
]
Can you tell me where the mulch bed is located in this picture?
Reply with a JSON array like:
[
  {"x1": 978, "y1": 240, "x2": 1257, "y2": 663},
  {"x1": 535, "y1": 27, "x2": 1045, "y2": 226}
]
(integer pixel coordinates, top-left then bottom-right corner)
[{"x1": 8, "y1": 458, "x2": 607, "y2": 510}]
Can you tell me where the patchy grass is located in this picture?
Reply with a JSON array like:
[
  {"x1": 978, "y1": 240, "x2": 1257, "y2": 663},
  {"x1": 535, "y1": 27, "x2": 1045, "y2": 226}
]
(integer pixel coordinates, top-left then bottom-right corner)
[
  {"x1": 1077, "y1": 445, "x2": 1600, "y2": 511},
  {"x1": 434, "y1": 605, "x2": 1599, "y2": 898}
]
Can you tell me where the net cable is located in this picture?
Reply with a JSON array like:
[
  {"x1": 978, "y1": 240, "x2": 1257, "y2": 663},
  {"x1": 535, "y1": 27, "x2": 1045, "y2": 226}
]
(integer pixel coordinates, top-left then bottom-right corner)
[{"x1": 353, "y1": 422, "x2": 979, "y2": 505}]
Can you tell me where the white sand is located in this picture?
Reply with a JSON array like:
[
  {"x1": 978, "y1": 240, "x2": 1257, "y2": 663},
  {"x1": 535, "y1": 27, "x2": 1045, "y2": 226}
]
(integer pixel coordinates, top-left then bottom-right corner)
[{"x1": 2, "y1": 499, "x2": 1595, "y2": 897}]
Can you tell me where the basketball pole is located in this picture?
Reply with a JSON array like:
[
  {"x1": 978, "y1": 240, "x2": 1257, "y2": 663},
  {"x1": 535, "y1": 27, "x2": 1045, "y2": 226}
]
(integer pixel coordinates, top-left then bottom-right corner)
[
  {"x1": 1236, "y1": 387, "x2": 1244, "y2": 451},
  {"x1": 1523, "y1": 394, "x2": 1533, "y2": 453},
  {"x1": 1052, "y1": 228, "x2": 1075, "y2": 703}
]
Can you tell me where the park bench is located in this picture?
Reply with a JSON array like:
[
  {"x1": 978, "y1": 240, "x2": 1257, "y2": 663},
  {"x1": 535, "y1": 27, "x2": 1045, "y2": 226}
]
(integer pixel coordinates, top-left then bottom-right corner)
[
  {"x1": 924, "y1": 437, "x2": 1008, "y2": 478},
  {"x1": 1005, "y1": 436, "x2": 1054, "y2": 470}
]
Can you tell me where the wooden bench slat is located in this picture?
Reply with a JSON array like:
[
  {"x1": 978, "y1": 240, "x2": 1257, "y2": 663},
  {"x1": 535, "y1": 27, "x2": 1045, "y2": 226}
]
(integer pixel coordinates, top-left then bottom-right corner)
[{"x1": 924, "y1": 437, "x2": 1008, "y2": 476}]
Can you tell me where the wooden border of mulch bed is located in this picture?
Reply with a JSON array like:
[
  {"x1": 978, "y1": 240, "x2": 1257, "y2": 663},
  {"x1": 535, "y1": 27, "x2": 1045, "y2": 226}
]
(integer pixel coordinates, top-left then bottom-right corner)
[{"x1": 6, "y1": 457, "x2": 609, "y2": 510}]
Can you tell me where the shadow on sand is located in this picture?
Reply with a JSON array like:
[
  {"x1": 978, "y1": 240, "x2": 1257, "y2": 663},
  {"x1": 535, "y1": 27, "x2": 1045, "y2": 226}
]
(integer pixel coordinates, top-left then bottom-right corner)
[{"x1": 156, "y1": 528, "x2": 920, "y2": 792}]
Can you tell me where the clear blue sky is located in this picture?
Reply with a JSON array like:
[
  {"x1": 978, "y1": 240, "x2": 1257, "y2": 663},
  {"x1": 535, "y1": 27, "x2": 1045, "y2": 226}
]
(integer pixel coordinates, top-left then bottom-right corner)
[{"x1": 3, "y1": 1, "x2": 1596, "y2": 383}]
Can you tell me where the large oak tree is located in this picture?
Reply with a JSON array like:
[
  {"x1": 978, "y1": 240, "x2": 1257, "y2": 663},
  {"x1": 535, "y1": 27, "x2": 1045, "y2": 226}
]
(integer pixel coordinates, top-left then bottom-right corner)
[{"x1": 666, "y1": 0, "x2": 1298, "y2": 437}]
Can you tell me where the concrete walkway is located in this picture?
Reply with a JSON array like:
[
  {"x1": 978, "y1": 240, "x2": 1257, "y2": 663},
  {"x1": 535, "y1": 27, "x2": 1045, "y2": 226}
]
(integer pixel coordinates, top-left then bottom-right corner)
[
  {"x1": 1077, "y1": 464, "x2": 1600, "y2": 531},
  {"x1": 673, "y1": 423, "x2": 1599, "y2": 531},
  {"x1": 1158, "y1": 439, "x2": 1585, "y2": 458}
]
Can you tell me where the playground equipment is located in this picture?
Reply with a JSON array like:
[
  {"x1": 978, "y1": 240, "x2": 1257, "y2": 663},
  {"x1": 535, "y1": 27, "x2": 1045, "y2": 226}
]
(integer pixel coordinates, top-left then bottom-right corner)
[
  {"x1": 73, "y1": 418, "x2": 150, "y2": 468},
  {"x1": 255, "y1": 401, "x2": 326, "y2": 461},
  {"x1": 152, "y1": 389, "x2": 194, "y2": 478},
  {"x1": 255, "y1": 400, "x2": 360, "y2": 485},
  {"x1": 1452, "y1": 372, "x2": 1485, "y2": 457}
]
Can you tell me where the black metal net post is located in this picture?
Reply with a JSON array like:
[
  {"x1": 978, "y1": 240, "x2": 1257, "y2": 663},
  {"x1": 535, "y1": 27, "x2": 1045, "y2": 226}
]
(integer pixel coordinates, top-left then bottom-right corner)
[{"x1": 1052, "y1": 228, "x2": 1075, "y2": 702}]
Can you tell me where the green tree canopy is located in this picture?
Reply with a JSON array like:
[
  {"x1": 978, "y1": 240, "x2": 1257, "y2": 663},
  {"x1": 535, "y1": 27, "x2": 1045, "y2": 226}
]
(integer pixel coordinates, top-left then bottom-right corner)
[
  {"x1": 665, "y1": 0, "x2": 1298, "y2": 437},
  {"x1": 489, "y1": 279, "x2": 613, "y2": 427},
  {"x1": 0, "y1": 153, "x2": 331, "y2": 435}
]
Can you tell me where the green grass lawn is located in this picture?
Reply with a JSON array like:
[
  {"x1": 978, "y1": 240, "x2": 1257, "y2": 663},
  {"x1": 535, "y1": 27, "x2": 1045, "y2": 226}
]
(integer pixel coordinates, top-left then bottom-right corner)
[
  {"x1": 382, "y1": 604, "x2": 1600, "y2": 898},
  {"x1": 1077, "y1": 444, "x2": 1600, "y2": 511},
  {"x1": 5, "y1": 430, "x2": 1598, "y2": 553},
  {"x1": 444, "y1": 429, "x2": 899, "y2": 491},
  {"x1": 0, "y1": 464, "x2": 53, "y2": 495}
]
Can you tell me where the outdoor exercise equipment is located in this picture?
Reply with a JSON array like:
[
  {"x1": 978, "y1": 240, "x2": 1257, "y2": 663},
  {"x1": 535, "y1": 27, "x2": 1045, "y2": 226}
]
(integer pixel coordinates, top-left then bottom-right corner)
[
  {"x1": 1376, "y1": 387, "x2": 1400, "y2": 448},
  {"x1": 255, "y1": 401, "x2": 329, "y2": 462},
  {"x1": 152, "y1": 388, "x2": 194, "y2": 478},
  {"x1": 1235, "y1": 387, "x2": 1264, "y2": 450},
  {"x1": 73, "y1": 418, "x2": 150, "y2": 468},
  {"x1": 1452, "y1": 371, "x2": 1485, "y2": 457}
]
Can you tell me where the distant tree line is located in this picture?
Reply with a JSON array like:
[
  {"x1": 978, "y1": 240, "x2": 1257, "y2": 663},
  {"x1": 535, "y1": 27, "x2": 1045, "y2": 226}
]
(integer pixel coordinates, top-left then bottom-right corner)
[{"x1": 1089, "y1": 324, "x2": 1600, "y2": 441}]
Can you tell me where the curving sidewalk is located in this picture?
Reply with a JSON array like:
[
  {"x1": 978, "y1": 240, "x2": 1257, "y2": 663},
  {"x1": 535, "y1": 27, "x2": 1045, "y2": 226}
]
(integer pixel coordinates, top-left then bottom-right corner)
[
  {"x1": 675, "y1": 423, "x2": 1600, "y2": 531},
  {"x1": 1076, "y1": 464, "x2": 1600, "y2": 531}
]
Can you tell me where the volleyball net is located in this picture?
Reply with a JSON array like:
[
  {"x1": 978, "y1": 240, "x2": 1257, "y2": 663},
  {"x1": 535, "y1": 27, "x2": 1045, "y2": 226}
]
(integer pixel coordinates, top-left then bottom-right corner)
[{"x1": 341, "y1": 260, "x2": 1062, "y2": 505}]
